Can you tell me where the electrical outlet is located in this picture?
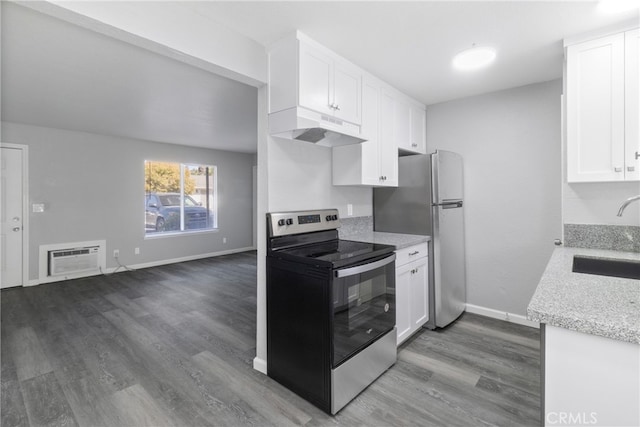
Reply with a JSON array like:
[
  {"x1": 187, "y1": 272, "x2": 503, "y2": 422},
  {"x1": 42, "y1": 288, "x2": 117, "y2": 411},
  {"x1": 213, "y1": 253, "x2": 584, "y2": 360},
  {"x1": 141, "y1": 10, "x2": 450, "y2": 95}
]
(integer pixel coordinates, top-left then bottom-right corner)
[
  {"x1": 134, "y1": 248, "x2": 140, "y2": 255},
  {"x1": 113, "y1": 249, "x2": 119, "y2": 258},
  {"x1": 223, "y1": 237, "x2": 227, "y2": 244},
  {"x1": 347, "y1": 204, "x2": 353, "y2": 216}
]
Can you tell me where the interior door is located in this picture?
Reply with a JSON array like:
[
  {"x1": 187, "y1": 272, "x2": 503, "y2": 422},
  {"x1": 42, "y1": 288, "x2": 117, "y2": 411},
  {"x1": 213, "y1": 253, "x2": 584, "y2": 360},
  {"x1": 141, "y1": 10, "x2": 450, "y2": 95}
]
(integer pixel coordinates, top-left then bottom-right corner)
[{"x1": 1, "y1": 147, "x2": 24, "y2": 288}]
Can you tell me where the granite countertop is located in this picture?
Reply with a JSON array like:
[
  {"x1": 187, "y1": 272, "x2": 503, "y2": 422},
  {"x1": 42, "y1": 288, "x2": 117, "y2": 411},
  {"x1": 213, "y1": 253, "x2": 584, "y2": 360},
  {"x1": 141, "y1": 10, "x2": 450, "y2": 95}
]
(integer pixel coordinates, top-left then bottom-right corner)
[
  {"x1": 527, "y1": 247, "x2": 640, "y2": 344},
  {"x1": 341, "y1": 230, "x2": 430, "y2": 250}
]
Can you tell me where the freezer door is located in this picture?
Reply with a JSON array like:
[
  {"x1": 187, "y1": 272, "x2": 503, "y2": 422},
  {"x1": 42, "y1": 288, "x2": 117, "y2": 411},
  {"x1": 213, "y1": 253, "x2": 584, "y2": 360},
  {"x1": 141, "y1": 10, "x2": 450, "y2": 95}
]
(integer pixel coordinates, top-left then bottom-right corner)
[
  {"x1": 431, "y1": 150, "x2": 464, "y2": 204},
  {"x1": 432, "y1": 204, "x2": 466, "y2": 328}
]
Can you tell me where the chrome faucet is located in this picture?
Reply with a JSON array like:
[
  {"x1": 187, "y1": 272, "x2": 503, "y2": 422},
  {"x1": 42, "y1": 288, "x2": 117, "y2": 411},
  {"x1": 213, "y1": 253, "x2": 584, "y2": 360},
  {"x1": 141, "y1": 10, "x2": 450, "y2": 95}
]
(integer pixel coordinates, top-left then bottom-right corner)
[{"x1": 617, "y1": 195, "x2": 640, "y2": 217}]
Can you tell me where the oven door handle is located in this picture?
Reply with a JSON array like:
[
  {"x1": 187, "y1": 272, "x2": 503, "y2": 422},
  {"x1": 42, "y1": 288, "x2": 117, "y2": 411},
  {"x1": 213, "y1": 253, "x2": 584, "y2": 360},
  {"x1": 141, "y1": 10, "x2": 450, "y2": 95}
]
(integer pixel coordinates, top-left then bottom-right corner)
[{"x1": 335, "y1": 254, "x2": 396, "y2": 278}]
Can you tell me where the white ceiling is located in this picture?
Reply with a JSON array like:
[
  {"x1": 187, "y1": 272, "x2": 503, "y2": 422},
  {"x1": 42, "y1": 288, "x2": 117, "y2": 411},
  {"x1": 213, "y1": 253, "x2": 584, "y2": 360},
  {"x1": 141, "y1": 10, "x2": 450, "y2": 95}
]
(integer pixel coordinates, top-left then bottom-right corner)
[
  {"x1": 184, "y1": 0, "x2": 638, "y2": 105},
  {"x1": 2, "y1": 1, "x2": 638, "y2": 153},
  {"x1": 1, "y1": 2, "x2": 259, "y2": 153}
]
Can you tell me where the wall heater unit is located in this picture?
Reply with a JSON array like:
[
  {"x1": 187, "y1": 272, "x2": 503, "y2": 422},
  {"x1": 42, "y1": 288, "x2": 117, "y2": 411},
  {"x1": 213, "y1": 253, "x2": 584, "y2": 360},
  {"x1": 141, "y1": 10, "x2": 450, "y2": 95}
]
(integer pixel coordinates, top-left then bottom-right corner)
[{"x1": 48, "y1": 246, "x2": 100, "y2": 277}]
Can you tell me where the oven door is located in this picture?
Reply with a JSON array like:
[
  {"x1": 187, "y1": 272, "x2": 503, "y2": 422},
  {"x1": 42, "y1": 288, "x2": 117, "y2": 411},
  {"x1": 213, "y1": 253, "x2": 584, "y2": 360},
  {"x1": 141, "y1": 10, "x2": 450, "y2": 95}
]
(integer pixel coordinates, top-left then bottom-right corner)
[{"x1": 332, "y1": 253, "x2": 396, "y2": 367}]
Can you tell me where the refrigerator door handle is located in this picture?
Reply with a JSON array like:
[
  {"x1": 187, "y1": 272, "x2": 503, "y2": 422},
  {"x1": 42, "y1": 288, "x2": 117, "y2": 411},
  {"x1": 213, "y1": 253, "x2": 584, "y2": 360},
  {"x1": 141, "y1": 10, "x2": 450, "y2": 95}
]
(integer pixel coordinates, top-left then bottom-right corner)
[{"x1": 434, "y1": 201, "x2": 463, "y2": 209}]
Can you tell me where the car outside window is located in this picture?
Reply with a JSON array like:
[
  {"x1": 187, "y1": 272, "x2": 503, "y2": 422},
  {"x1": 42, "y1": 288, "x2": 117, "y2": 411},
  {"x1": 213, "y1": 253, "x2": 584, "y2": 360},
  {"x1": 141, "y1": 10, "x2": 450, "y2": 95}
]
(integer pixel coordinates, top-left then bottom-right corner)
[{"x1": 144, "y1": 161, "x2": 217, "y2": 235}]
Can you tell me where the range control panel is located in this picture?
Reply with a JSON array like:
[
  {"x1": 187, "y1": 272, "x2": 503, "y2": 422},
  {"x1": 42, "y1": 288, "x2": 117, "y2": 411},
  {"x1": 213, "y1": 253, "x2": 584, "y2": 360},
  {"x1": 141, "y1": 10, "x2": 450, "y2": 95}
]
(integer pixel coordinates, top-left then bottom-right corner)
[{"x1": 267, "y1": 209, "x2": 340, "y2": 237}]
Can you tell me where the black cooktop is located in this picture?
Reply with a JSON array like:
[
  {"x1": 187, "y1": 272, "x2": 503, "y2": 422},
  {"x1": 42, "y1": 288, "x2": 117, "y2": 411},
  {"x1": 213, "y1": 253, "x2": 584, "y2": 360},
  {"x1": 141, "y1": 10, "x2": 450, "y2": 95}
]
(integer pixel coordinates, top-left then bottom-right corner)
[{"x1": 273, "y1": 239, "x2": 395, "y2": 269}]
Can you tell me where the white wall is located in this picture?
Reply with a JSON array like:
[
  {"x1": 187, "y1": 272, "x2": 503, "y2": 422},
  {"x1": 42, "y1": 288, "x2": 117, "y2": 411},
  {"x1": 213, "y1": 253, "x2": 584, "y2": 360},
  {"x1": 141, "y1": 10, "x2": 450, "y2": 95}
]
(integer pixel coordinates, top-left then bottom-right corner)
[
  {"x1": 563, "y1": 182, "x2": 640, "y2": 226},
  {"x1": 267, "y1": 137, "x2": 372, "y2": 217},
  {"x1": 2, "y1": 122, "x2": 255, "y2": 282},
  {"x1": 426, "y1": 80, "x2": 563, "y2": 316}
]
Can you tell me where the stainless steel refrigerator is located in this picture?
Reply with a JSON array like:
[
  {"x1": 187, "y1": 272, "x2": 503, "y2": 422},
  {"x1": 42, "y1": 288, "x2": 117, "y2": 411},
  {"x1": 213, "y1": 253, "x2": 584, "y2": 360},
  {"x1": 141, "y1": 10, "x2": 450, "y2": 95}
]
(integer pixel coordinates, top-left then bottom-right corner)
[{"x1": 373, "y1": 150, "x2": 466, "y2": 329}]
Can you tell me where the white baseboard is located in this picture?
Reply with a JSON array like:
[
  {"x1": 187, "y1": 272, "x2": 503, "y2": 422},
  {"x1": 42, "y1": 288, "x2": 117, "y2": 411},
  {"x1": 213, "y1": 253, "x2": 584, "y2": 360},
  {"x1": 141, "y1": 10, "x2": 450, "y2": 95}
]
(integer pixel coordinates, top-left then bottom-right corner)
[
  {"x1": 27, "y1": 246, "x2": 255, "y2": 286},
  {"x1": 253, "y1": 357, "x2": 267, "y2": 374},
  {"x1": 111, "y1": 246, "x2": 255, "y2": 272},
  {"x1": 465, "y1": 303, "x2": 540, "y2": 329}
]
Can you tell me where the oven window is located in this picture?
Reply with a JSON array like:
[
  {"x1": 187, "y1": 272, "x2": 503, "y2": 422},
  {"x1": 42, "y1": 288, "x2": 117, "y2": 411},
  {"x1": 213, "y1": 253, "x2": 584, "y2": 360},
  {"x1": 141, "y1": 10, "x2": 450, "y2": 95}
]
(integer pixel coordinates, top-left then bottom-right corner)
[{"x1": 333, "y1": 256, "x2": 395, "y2": 367}]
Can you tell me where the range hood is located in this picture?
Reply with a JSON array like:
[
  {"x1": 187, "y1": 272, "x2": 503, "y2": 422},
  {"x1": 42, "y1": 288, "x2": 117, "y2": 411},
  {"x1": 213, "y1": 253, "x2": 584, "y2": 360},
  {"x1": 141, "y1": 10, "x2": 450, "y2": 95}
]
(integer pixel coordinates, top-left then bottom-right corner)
[{"x1": 269, "y1": 107, "x2": 367, "y2": 147}]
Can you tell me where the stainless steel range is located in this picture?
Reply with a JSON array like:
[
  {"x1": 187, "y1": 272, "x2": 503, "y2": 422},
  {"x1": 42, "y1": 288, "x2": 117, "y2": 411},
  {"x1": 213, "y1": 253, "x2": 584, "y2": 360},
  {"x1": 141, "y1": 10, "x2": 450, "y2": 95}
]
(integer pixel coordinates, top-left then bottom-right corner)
[{"x1": 266, "y1": 209, "x2": 397, "y2": 415}]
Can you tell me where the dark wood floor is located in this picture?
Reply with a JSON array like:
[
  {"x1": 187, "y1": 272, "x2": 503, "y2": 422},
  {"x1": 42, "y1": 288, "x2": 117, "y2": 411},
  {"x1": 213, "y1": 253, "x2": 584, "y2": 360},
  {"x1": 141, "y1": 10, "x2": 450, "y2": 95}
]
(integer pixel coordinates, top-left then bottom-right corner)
[{"x1": 1, "y1": 251, "x2": 540, "y2": 426}]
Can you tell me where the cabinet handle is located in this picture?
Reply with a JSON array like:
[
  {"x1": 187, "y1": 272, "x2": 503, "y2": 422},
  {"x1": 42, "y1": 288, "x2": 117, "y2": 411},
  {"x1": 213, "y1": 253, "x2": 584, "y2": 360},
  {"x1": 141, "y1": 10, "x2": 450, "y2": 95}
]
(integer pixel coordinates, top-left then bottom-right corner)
[
  {"x1": 334, "y1": 104, "x2": 340, "y2": 111},
  {"x1": 628, "y1": 166, "x2": 636, "y2": 172},
  {"x1": 636, "y1": 151, "x2": 639, "y2": 160},
  {"x1": 411, "y1": 143, "x2": 418, "y2": 148},
  {"x1": 409, "y1": 251, "x2": 419, "y2": 256},
  {"x1": 614, "y1": 166, "x2": 623, "y2": 172}
]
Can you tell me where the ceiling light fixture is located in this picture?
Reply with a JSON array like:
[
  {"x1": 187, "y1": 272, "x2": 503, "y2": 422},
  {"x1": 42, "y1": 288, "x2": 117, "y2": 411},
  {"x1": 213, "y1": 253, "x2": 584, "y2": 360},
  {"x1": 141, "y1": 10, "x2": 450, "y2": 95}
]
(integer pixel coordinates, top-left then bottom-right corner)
[
  {"x1": 453, "y1": 44, "x2": 497, "y2": 71},
  {"x1": 597, "y1": 0, "x2": 640, "y2": 14}
]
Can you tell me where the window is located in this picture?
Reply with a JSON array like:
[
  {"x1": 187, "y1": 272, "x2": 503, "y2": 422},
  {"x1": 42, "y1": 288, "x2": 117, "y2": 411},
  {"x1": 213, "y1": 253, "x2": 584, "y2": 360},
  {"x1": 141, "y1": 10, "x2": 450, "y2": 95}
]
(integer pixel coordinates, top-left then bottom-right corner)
[{"x1": 144, "y1": 161, "x2": 217, "y2": 235}]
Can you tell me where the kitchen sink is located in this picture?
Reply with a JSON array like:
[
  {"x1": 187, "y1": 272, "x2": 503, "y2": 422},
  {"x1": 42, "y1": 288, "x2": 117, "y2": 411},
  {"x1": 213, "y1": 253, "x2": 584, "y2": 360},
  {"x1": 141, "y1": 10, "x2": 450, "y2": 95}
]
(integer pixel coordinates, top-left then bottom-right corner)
[{"x1": 572, "y1": 255, "x2": 640, "y2": 280}]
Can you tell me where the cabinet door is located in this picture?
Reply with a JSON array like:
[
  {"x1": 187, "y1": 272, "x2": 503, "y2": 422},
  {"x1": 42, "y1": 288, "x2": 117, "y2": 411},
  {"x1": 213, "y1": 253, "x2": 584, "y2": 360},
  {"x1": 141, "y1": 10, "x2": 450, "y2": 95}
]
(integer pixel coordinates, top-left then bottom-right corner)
[
  {"x1": 299, "y1": 43, "x2": 333, "y2": 116},
  {"x1": 376, "y1": 87, "x2": 397, "y2": 186},
  {"x1": 333, "y1": 61, "x2": 362, "y2": 125},
  {"x1": 360, "y1": 78, "x2": 380, "y2": 184},
  {"x1": 625, "y1": 29, "x2": 639, "y2": 181},
  {"x1": 395, "y1": 263, "x2": 413, "y2": 345},
  {"x1": 410, "y1": 258, "x2": 429, "y2": 329},
  {"x1": 567, "y1": 33, "x2": 625, "y2": 182},
  {"x1": 394, "y1": 96, "x2": 412, "y2": 152},
  {"x1": 410, "y1": 105, "x2": 427, "y2": 154},
  {"x1": 378, "y1": 139, "x2": 398, "y2": 186}
]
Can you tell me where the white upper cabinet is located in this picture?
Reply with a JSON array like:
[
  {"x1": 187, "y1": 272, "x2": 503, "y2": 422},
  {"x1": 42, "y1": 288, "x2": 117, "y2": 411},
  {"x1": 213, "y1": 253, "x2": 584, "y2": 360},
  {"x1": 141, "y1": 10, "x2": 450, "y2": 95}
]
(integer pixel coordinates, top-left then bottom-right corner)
[
  {"x1": 625, "y1": 29, "x2": 639, "y2": 181},
  {"x1": 410, "y1": 104, "x2": 427, "y2": 154},
  {"x1": 298, "y1": 45, "x2": 333, "y2": 116},
  {"x1": 394, "y1": 93, "x2": 427, "y2": 155},
  {"x1": 566, "y1": 29, "x2": 639, "y2": 182},
  {"x1": 333, "y1": 76, "x2": 398, "y2": 186},
  {"x1": 394, "y1": 96, "x2": 412, "y2": 151},
  {"x1": 331, "y1": 60, "x2": 362, "y2": 125},
  {"x1": 269, "y1": 34, "x2": 362, "y2": 125},
  {"x1": 269, "y1": 32, "x2": 428, "y2": 187},
  {"x1": 379, "y1": 89, "x2": 398, "y2": 184}
]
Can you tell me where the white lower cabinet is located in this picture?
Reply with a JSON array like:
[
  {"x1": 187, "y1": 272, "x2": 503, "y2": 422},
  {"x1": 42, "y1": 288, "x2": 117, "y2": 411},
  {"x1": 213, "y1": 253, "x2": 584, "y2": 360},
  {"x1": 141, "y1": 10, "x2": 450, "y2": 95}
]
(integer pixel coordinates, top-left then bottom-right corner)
[
  {"x1": 395, "y1": 243, "x2": 429, "y2": 345},
  {"x1": 545, "y1": 325, "x2": 640, "y2": 426}
]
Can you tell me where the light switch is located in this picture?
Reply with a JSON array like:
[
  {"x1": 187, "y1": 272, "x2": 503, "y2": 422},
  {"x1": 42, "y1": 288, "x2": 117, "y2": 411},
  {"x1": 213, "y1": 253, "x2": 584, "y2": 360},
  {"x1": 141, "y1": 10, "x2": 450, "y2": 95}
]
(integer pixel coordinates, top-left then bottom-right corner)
[{"x1": 32, "y1": 203, "x2": 45, "y2": 213}]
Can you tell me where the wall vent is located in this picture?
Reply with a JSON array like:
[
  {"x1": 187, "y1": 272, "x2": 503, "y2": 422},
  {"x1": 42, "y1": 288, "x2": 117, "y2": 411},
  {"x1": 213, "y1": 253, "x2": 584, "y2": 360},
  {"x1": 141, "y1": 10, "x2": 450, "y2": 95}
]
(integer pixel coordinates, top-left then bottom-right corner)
[{"x1": 48, "y1": 246, "x2": 100, "y2": 277}]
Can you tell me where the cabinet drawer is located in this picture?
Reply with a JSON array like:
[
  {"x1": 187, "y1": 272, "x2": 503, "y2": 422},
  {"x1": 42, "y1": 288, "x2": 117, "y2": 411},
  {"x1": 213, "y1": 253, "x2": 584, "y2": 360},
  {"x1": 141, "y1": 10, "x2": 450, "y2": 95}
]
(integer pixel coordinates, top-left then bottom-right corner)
[{"x1": 395, "y1": 242, "x2": 428, "y2": 267}]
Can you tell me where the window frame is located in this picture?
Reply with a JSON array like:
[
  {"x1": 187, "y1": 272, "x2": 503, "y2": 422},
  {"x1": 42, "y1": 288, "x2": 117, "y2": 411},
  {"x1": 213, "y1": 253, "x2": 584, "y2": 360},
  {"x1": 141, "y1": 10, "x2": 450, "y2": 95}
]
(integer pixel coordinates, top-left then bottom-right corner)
[{"x1": 144, "y1": 161, "x2": 218, "y2": 237}]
